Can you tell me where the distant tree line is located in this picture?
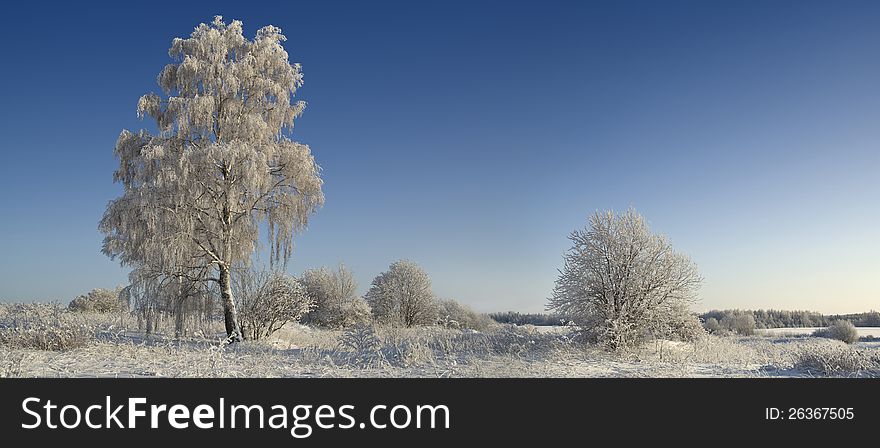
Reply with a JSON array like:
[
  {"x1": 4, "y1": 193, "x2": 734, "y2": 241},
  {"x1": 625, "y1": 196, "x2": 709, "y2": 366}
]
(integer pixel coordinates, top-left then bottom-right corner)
[
  {"x1": 700, "y1": 309, "x2": 880, "y2": 329},
  {"x1": 489, "y1": 312, "x2": 565, "y2": 326},
  {"x1": 828, "y1": 311, "x2": 880, "y2": 327}
]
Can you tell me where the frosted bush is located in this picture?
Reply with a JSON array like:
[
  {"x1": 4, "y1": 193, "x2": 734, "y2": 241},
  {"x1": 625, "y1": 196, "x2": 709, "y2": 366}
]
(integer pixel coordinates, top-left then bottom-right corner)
[
  {"x1": 437, "y1": 298, "x2": 495, "y2": 331},
  {"x1": 235, "y1": 270, "x2": 313, "y2": 341},
  {"x1": 68, "y1": 288, "x2": 127, "y2": 313},
  {"x1": 812, "y1": 320, "x2": 859, "y2": 344},
  {"x1": 703, "y1": 317, "x2": 723, "y2": 335},
  {"x1": 720, "y1": 312, "x2": 756, "y2": 336},
  {"x1": 0, "y1": 303, "x2": 96, "y2": 350},
  {"x1": 337, "y1": 325, "x2": 386, "y2": 368},
  {"x1": 301, "y1": 265, "x2": 372, "y2": 329}
]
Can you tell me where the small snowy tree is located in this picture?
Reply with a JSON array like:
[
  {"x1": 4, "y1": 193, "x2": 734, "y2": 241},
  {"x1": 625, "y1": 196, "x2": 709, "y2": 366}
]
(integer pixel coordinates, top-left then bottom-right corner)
[
  {"x1": 100, "y1": 17, "x2": 324, "y2": 342},
  {"x1": 547, "y1": 208, "x2": 701, "y2": 350},
  {"x1": 300, "y1": 265, "x2": 372, "y2": 329},
  {"x1": 366, "y1": 260, "x2": 438, "y2": 327},
  {"x1": 721, "y1": 312, "x2": 756, "y2": 336}
]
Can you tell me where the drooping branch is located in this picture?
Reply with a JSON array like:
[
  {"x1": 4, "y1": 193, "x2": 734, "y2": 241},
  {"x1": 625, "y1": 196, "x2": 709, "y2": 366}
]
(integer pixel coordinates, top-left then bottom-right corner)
[{"x1": 100, "y1": 17, "x2": 324, "y2": 341}]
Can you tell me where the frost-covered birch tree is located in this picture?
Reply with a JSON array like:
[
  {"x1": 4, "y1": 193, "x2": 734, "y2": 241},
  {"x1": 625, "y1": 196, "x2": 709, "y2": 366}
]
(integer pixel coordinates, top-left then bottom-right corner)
[
  {"x1": 547, "y1": 208, "x2": 701, "y2": 350},
  {"x1": 100, "y1": 17, "x2": 324, "y2": 342}
]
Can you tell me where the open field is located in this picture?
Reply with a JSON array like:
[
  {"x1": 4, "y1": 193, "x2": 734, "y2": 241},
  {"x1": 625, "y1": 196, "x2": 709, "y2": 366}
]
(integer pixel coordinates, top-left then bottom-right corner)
[
  {"x1": 2, "y1": 304, "x2": 878, "y2": 378},
  {"x1": 3, "y1": 328, "x2": 877, "y2": 378},
  {"x1": 757, "y1": 327, "x2": 880, "y2": 338}
]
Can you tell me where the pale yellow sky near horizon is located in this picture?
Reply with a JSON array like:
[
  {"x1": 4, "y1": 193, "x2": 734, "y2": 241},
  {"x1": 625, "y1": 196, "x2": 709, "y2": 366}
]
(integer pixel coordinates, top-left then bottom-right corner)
[{"x1": 693, "y1": 246, "x2": 879, "y2": 315}]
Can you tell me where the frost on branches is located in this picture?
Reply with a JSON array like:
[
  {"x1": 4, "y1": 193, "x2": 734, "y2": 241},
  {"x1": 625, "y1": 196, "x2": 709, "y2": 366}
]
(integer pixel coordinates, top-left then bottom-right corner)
[
  {"x1": 366, "y1": 260, "x2": 439, "y2": 328},
  {"x1": 547, "y1": 208, "x2": 702, "y2": 350},
  {"x1": 100, "y1": 17, "x2": 324, "y2": 343}
]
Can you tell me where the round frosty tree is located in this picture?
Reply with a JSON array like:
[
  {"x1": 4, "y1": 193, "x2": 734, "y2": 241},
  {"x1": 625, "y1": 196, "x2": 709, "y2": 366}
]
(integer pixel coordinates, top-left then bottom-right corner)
[{"x1": 548, "y1": 208, "x2": 702, "y2": 350}]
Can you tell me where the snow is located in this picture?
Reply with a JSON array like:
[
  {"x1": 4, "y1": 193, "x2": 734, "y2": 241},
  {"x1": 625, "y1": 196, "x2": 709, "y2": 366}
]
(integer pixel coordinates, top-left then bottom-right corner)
[
  {"x1": 757, "y1": 327, "x2": 880, "y2": 338},
  {"x1": 3, "y1": 326, "x2": 877, "y2": 378}
]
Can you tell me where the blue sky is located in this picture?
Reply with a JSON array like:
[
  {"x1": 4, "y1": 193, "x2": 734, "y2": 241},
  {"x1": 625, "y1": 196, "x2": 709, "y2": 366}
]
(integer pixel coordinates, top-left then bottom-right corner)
[{"x1": 0, "y1": 1, "x2": 877, "y2": 313}]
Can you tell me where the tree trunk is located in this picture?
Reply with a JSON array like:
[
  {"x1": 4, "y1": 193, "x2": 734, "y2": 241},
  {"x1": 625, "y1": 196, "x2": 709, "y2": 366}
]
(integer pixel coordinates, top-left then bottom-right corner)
[
  {"x1": 174, "y1": 276, "x2": 184, "y2": 339},
  {"x1": 219, "y1": 264, "x2": 243, "y2": 343}
]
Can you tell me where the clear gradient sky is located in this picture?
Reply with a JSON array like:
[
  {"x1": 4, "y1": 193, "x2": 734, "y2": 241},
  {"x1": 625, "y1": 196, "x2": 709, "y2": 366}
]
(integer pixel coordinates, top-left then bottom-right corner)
[{"x1": 0, "y1": 1, "x2": 877, "y2": 314}]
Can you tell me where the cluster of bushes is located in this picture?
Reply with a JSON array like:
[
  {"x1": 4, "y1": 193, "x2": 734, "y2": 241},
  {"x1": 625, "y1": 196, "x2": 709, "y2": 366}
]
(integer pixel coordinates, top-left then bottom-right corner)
[
  {"x1": 68, "y1": 288, "x2": 128, "y2": 313},
  {"x1": 704, "y1": 312, "x2": 866, "y2": 344},
  {"x1": 0, "y1": 303, "x2": 100, "y2": 350},
  {"x1": 437, "y1": 299, "x2": 496, "y2": 332},
  {"x1": 228, "y1": 260, "x2": 494, "y2": 341},
  {"x1": 1, "y1": 288, "x2": 141, "y2": 351},
  {"x1": 703, "y1": 311, "x2": 757, "y2": 336},
  {"x1": 300, "y1": 265, "x2": 372, "y2": 329},
  {"x1": 3, "y1": 260, "x2": 497, "y2": 349}
]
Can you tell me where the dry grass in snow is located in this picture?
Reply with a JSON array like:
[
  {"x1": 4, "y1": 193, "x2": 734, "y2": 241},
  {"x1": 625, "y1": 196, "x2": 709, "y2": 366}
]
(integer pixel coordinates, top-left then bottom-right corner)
[{"x1": 2, "y1": 303, "x2": 878, "y2": 378}]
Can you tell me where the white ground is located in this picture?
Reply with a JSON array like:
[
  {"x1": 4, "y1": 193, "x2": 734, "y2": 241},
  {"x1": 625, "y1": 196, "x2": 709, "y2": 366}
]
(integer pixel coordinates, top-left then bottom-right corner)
[
  {"x1": 756, "y1": 327, "x2": 880, "y2": 338},
  {"x1": 2, "y1": 324, "x2": 878, "y2": 378}
]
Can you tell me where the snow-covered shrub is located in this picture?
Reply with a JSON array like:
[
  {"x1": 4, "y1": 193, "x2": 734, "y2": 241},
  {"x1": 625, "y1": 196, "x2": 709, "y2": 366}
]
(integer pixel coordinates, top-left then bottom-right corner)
[
  {"x1": 337, "y1": 325, "x2": 386, "y2": 368},
  {"x1": 488, "y1": 325, "x2": 538, "y2": 357},
  {"x1": 301, "y1": 265, "x2": 372, "y2": 329},
  {"x1": 703, "y1": 317, "x2": 724, "y2": 335},
  {"x1": 813, "y1": 320, "x2": 859, "y2": 344},
  {"x1": 0, "y1": 303, "x2": 96, "y2": 350},
  {"x1": 659, "y1": 310, "x2": 706, "y2": 342},
  {"x1": 390, "y1": 338, "x2": 437, "y2": 367},
  {"x1": 366, "y1": 260, "x2": 439, "y2": 327},
  {"x1": 235, "y1": 270, "x2": 313, "y2": 341},
  {"x1": 68, "y1": 288, "x2": 127, "y2": 313},
  {"x1": 376, "y1": 327, "x2": 444, "y2": 367},
  {"x1": 437, "y1": 298, "x2": 495, "y2": 331},
  {"x1": 720, "y1": 312, "x2": 756, "y2": 336}
]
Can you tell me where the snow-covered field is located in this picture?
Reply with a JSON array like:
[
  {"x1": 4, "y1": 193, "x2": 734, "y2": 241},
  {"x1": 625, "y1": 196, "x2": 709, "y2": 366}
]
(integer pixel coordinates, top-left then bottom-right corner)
[
  {"x1": 2, "y1": 305, "x2": 879, "y2": 378},
  {"x1": 1, "y1": 323, "x2": 878, "y2": 378},
  {"x1": 757, "y1": 327, "x2": 880, "y2": 338}
]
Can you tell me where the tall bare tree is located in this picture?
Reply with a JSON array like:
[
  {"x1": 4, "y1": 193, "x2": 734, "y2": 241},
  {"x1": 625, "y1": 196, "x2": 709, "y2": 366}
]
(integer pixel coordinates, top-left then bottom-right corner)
[
  {"x1": 100, "y1": 17, "x2": 324, "y2": 342},
  {"x1": 547, "y1": 208, "x2": 701, "y2": 350}
]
